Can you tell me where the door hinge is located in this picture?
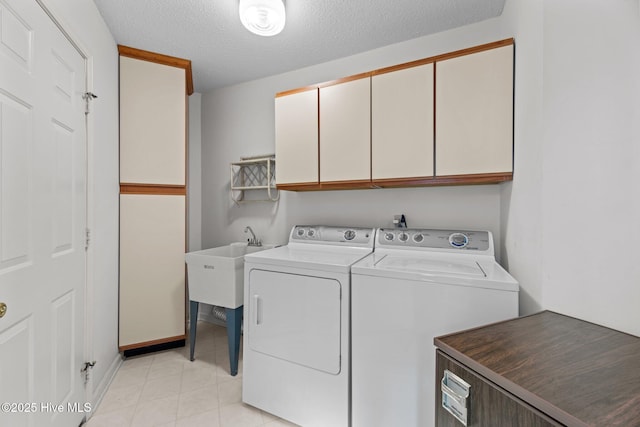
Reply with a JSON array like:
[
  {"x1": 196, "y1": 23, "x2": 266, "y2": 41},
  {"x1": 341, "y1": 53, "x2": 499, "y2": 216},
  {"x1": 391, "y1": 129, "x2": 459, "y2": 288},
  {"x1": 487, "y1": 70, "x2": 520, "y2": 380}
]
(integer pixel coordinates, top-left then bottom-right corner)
[
  {"x1": 85, "y1": 228, "x2": 91, "y2": 251},
  {"x1": 81, "y1": 361, "x2": 96, "y2": 385},
  {"x1": 83, "y1": 92, "x2": 98, "y2": 115}
]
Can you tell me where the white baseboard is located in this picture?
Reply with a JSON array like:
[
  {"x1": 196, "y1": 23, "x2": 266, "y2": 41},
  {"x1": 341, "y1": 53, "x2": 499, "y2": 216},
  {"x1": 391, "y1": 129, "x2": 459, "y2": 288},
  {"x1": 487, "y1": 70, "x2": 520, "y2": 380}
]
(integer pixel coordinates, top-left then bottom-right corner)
[{"x1": 87, "y1": 352, "x2": 123, "y2": 419}]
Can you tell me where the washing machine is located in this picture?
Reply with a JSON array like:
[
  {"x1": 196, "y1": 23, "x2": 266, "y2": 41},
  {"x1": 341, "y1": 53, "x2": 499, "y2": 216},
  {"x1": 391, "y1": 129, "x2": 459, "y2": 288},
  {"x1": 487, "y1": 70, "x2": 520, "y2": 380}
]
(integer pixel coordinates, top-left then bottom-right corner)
[
  {"x1": 243, "y1": 225, "x2": 375, "y2": 427},
  {"x1": 351, "y1": 228, "x2": 518, "y2": 427}
]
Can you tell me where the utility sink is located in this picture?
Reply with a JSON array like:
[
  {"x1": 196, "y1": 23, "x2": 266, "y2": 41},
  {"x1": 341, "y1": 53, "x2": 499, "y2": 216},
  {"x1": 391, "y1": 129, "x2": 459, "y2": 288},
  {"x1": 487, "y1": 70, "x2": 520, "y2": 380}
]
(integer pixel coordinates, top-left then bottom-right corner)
[
  {"x1": 185, "y1": 242, "x2": 275, "y2": 309},
  {"x1": 185, "y1": 242, "x2": 275, "y2": 375}
]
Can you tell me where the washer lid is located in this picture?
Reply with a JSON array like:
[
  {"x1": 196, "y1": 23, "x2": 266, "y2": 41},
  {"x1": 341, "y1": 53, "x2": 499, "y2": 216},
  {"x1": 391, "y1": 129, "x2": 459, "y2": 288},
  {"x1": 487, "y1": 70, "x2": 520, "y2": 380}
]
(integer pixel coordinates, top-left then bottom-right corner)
[
  {"x1": 376, "y1": 255, "x2": 486, "y2": 278},
  {"x1": 352, "y1": 253, "x2": 518, "y2": 292}
]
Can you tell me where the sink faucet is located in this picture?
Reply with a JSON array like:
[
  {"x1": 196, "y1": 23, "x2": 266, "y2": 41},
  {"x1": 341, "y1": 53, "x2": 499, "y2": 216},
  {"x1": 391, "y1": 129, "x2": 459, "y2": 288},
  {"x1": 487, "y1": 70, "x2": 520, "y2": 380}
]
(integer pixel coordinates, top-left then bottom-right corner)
[{"x1": 244, "y1": 226, "x2": 262, "y2": 247}]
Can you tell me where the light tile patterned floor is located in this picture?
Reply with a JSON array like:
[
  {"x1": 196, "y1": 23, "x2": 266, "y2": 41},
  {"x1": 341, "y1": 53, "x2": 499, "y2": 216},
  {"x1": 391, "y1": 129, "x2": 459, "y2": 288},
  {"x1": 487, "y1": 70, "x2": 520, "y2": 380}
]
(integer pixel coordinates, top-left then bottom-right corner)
[{"x1": 85, "y1": 321, "x2": 298, "y2": 427}]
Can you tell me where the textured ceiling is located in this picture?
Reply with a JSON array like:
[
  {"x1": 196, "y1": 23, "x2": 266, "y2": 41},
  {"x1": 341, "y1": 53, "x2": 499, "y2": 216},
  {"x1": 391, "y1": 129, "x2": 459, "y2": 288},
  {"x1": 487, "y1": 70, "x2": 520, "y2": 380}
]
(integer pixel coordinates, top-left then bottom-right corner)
[{"x1": 93, "y1": 0, "x2": 506, "y2": 93}]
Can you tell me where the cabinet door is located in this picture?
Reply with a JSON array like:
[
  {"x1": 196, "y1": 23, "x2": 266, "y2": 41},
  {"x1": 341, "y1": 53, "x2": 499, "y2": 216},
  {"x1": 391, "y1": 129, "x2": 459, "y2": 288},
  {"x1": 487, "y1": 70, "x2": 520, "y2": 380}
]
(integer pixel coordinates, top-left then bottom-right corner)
[
  {"x1": 372, "y1": 64, "x2": 434, "y2": 180},
  {"x1": 275, "y1": 89, "x2": 319, "y2": 185},
  {"x1": 435, "y1": 44, "x2": 513, "y2": 176},
  {"x1": 436, "y1": 351, "x2": 561, "y2": 427},
  {"x1": 320, "y1": 77, "x2": 371, "y2": 183},
  {"x1": 119, "y1": 194, "x2": 186, "y2": 348},
  {"x1": 120, "y1": 56, "x2": 186, "y2": 185}
]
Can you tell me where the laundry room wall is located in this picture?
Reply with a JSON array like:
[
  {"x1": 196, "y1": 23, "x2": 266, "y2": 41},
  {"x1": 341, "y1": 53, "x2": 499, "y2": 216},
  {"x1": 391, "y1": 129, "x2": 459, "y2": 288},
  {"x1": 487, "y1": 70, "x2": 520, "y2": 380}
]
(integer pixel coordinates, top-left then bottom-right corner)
[
  {"x1": 498, "y1": 0, "x2": 545, "y2": 318},
  {"x1": 188, "y1": 93, "x2": 203, "y2": 252},
  {"x1": 200, "y1": 0, "x2": 640, "y2": 337},
  {"x1": 542, "y1": 1, "x2": 639, "y2": 335},
  {"x1": 200, "y1": 16, "x2": 515, "y2": 262},
  {"x1": 40, "y1": 0, "x2": 121, "y2": 406},
  {"x1": 500, "y1": 0, "x2": 640, "y2": 336},
  {"x1": 539, "y1": 0, "x2": 640, "y2": 336}
]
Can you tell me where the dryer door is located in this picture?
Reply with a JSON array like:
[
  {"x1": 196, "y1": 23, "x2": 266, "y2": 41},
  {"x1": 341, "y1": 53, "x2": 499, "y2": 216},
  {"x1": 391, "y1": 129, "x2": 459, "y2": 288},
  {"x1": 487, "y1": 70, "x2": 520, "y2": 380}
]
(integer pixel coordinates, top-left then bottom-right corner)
[{"x1": 248, "y1": 269, "x2": 342, "y2": 375}]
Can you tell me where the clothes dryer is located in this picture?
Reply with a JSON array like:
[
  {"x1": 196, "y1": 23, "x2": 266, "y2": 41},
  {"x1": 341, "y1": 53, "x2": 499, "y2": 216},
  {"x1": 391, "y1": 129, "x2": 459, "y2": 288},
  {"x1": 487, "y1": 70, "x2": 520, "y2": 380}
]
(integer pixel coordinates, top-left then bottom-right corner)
[
  {"x1": 243, "y1": 225, "x2": 375, "y2": 427},
  {"x1": 351, "y1": 228, "x2": 518, "y2": 427}
]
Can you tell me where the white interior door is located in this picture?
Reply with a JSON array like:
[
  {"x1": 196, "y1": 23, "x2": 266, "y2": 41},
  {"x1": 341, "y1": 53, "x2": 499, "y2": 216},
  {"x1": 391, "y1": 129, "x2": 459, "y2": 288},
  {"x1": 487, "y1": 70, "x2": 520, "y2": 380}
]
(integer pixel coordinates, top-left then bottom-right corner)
[{"x1": 0, "y1": 1, "x2": 87, "y2": 426}]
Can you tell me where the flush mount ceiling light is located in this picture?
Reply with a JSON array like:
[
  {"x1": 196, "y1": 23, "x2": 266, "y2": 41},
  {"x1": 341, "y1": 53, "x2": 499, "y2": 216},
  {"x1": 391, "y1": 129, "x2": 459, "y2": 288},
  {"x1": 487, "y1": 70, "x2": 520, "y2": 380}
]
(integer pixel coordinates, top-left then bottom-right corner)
[{"x1": 239, "y1": 0, "x2": 286, "y2": 37}]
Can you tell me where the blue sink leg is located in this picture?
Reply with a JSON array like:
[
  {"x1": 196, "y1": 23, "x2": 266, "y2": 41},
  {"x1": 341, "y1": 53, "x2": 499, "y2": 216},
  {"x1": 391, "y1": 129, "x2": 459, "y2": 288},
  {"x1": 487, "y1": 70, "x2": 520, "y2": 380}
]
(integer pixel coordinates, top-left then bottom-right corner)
[
  {"x1": 226, "y1": 306, "x2": 243, "y2": 376},
  {"x1": 189, "y1": 300, "x2": 199, "y2": 361}
]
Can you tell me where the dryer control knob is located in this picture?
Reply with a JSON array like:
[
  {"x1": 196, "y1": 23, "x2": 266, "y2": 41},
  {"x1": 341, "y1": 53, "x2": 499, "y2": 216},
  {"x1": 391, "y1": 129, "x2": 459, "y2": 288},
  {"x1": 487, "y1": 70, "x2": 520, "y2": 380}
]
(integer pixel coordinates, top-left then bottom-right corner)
[
  {"x1": 384, "y1": 232, "x2": 395, "y2": 241},
  {"x1": 344, "y1": 230, "x2": 356, "y2": 241},
  {"x1": 449, "y1": 233, "x2": 469, "y2": 248},
  {"x1": 296, "y1": 228, "x2": 305, "y2": 237},
  {"x1": 398, "y1": 232, "x2": 409, "y2": 242},
  {"x1": 413, "y1": 233, "x2": 424, "y2": 243}
]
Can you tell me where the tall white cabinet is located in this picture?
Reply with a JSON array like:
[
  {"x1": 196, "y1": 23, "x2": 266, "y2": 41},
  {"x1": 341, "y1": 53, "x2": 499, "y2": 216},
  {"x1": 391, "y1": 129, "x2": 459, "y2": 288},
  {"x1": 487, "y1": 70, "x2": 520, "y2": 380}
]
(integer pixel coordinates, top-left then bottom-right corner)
[{"x1": 118, "y1": 46, "x2": 193, "y2": 353}]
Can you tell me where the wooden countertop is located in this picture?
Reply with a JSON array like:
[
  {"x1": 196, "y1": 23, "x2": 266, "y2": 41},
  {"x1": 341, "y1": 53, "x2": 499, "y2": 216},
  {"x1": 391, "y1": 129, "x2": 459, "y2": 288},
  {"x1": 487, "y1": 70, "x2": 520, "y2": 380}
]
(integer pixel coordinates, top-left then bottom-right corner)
[{"x1": 434, "y1": 311, "x2": 640, "y2": 427}]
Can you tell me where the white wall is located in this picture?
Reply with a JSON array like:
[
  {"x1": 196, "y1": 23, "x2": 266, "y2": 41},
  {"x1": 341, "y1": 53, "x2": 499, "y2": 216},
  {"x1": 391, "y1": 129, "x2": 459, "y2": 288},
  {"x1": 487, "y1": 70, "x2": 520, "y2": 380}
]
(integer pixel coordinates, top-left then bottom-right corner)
[
  {"x1": 499, "y1": 0, "x2": 545, "y2": 315},
  {"x1": 201, "y1": 0, "x2": 640, "y2": 337},
  {"x1": 40, "y1": 0, "x2": 120, "y2": 406},
  {"x1": 539, "y1": 1, "x2": 640, "y2": 334},
  {"x1": 201, "y1": 18, "x2": 514, "y2": 258},
  {"x1": 188, "y1": 93, "x2": 203, "y2": 252},
  {"x1": 500, "y1": 0, "x2": 640, "y2": 335}
]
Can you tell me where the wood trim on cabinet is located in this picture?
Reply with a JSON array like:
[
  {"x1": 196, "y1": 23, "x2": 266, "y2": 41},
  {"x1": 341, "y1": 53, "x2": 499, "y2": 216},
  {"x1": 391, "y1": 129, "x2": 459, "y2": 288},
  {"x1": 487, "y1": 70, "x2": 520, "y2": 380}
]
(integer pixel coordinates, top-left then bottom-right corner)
[
  {"x1": 118, "y1": 45, "x2": 194, "y2": 95},
  {"x1": 275, "y1": 73, "x2": 372, "y2": 98},
  {"x1": 374, "y1": 173, "x2": 513, "y2": 188},
  {"x1": 120, "y1": 183, "x2": 187, "y2": 195},
  {"x1": 432, "y1": 38, "x2": 514, "y2": 63},
  {"x1": 277, "y1": 173, "x2": 512, "y2": 191},
  {"x1": 276, "y1": 182, "x2": 322, "y2": 191},
  {"x1": 276, "y1": 39, "x2": 514, "y2": 98},
  {"x1": 118, "y1": 334, "x2": 187, "y2": 352},
  {"x1": 316, "y1": 72, "x2": 372, "y2": 89},
  {"x1": 427, "y1": 172, "x2": 513, "y2": 186},
  {"x1": 318, "y1": 179, "x2": 374, "y2": 191},
  {"x1": 277, "y1": 85, "x2": 319, "y2": 98},
  {"x1": 276, "y1": 180, "x2": 372, "y2": 191},
  {"x1": 372, "y1": 57, "x2": 437, "y2": 77}
]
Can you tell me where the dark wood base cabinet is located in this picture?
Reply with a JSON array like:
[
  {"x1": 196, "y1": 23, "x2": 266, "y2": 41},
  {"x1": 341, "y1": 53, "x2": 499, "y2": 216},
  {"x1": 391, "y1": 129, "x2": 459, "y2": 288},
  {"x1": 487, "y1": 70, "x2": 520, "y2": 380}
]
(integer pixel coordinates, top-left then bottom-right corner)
[
  {"x1": 434, "y1": 311, "x2": 640, "y2": 427},
  {"x1": 436, "y1": 350, "x2": 560, "y2": 427}
]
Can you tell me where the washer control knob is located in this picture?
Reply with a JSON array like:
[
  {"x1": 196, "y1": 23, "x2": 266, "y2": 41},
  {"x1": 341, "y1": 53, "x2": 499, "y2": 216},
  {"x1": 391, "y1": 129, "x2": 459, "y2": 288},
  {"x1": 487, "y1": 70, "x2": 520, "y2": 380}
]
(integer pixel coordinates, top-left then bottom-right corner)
[
  {"x1": 296, "y1": 228, "x2": 305, "y2": 237},
  {"x1": 398, "y1": 232, "x2": 409, "y2": 242},
  {"x1": 307, "y1": 228, "x2": 316, "y2": 238},
  {"x1": 344, "y1": 230, "x2": 356, "y2": 241},
  {"x1": 384, "y1": 232, "x2": 395, "y2": 241},
  {"x1": 449, "y1": 233, "x2": 469, "y2": 248},
  {"x1": 413, "y1": 233, "x2": 424, "y2": 243}
]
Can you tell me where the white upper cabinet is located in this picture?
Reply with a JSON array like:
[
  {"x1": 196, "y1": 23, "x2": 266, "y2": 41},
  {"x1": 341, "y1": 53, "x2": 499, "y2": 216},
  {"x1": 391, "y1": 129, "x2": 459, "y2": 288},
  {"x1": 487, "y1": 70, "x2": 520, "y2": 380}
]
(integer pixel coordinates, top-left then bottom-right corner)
[
  {"x1": 119, "y1": 56, "x2": 186, "y2": 185},
  {"x1": 319, "y1": 77, "x2": 371, "y2": 183},
  {"x1": 275, "y1": 89, "x2": 319, "y2": 185},
  {"x1": 372, "y1": 64, "x2": 434, "y2": 180},
  {"x1": 435, "y1": 44, "x2": 514, "y2": 176},
  {"x1": 274, "y1": 40, "x2": 514, "y2": 190}
]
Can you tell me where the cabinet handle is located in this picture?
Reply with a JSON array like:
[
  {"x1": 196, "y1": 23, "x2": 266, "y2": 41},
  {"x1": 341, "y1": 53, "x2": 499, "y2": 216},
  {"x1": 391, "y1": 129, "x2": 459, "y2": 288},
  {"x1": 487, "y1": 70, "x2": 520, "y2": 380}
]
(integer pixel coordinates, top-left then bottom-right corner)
[{"x1": 441, "y1": 369, "x2": 471, "y2": 426}]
